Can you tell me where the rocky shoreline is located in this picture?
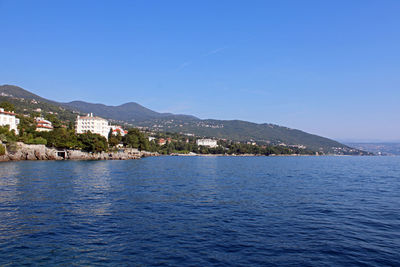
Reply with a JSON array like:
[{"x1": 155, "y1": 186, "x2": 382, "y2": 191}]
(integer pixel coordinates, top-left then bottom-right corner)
[{"x1": 0, "y1": 142, "x2": 158, "y2": 162}]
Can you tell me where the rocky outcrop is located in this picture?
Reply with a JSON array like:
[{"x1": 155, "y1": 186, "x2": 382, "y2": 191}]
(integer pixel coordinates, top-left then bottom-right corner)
[
  {"x1": 3, "y1": 143, "x2": 62, "y2": 161},
  {"x1": 65, "y1": 149, "x2": 157, "y2": 160},
  {"x1": 0, "y1": 142, "x2": 158, "y2": 162}
]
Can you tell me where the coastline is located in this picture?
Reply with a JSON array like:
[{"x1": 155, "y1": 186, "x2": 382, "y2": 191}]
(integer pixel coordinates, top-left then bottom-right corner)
[
  {"x1": 0, "y1": 143, "x2": 374, "y2": 163},
  {"x1": 0, "y1": 142, "x2": 158, "y2": 162},
  {"x1": 170, "y1": 153, "x2": 373, "y2": 157},
  {"x1": 171, "y1": 153, "x2": 316, "y2": 157}
]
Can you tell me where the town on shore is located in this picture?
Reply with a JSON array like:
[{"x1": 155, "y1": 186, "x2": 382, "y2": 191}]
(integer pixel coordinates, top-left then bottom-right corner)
[{"x1": 0, "y1": 101, "x2": 333, "y2": 161}]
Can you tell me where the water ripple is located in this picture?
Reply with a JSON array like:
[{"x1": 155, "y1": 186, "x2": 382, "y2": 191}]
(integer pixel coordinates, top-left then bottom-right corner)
[{"x1": 0, "y1": 157, "x2": 400, "y2": 266}]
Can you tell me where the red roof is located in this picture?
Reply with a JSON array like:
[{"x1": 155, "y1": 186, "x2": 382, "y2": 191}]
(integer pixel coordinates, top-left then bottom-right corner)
[
  {"x1": 113, "y1": 128, "x2": 127, "y2": 134},
  {"x1": 0, "y1": 110, "x2": 16, "y2": 116},
  {"x1": 37, "y1": 124, "x2": 53, "y2": 129}
]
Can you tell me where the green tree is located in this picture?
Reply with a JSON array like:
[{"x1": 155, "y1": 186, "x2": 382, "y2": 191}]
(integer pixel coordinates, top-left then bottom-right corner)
[
  {"x1": 44, "y1": 113, "x2": 62, "y2": 128},
  {"x1": 78, "y1": 131, "x2": 108, "y2": 153},
  {"x1": 17, "y1": 115, "x2": 36, "y2": 136},
  {"x1": 123, "y1": 128, "x2": 149, "y2": 150},
  {"x1": 36, "y1": 128, "x2": 81, "y2": 149},
  {"x1": 0, "y1": 125, "x2": 17, "y2": 143},
  {"x1": 30, "y1": 112, "x2": 41, "y2": 118},
  {"x1": 108, "y1": 129, "x2": 122, "y2": 148},
  {"x1": 25, "y1": 136, "x2": 47, "y2": 145},
  {"x1": 0, "y1": 101, "x2": 15, "y2": 112}
]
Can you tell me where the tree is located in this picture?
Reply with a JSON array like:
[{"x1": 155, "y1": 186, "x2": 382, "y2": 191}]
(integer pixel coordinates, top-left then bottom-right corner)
[
  {"x1": 108, "y1": 129, "x2": 122, "y2": 148},
  {"x1": 78, "y1": 132, "x2": 108, "y2": 153},
  {"x1": 16, "y1": 115, "x2": 36, "y2": 136},
  {"x1": 30, "y1": 112, "x2": 41, "y2": 118},
  {"x1": 123, "y1": 128, "x2": 149, "y2": 150},
  {"x1": 37, "y1": 128, "x2": 81, "y2": 149},
  {"x1": 0, "y1": 101, "x2": 15, "y2": 112},
  {"x1": 44, "y1": 113, "x2": 62, "y2": 128},
  {"x1": 0, "y1": 125, "x2": 17, "y2": 143}
]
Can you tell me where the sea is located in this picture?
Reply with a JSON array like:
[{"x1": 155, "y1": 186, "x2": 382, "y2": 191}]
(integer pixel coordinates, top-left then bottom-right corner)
[{"x1": 0, "y1": 156, "x2": 399, "y2": 266}]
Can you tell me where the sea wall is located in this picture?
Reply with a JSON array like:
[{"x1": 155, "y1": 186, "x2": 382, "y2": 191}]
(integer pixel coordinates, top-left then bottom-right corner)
[{"x1": 0, "y1": 142, "x2": 158, "y2": 162}]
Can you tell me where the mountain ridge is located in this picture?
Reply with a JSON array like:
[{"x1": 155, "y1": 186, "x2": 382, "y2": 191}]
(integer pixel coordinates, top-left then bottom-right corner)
[{"x1": 61, "y1": 100, "x2": 199, "y2": 122}]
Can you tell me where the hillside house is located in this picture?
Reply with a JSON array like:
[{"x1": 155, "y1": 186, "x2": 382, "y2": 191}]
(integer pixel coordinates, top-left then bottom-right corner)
[
  {"x1": 0, "y1": 108, "x2": 19, "y2": 134},
  {"x1": 35, "y1": 117, "x2": 53, "y2": 132},
  {"x1": 158, "y1": 138, "x2": 166, "y2": 146},
  {"x1": 110, "y1": 125, "x2": 128, "y2": 136},
  {"x1": 196, "y1": 139, "x2": 218, "y2": 148}
]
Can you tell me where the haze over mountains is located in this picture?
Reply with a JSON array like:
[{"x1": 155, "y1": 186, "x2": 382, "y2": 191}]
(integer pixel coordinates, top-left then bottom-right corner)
[
  {"x1": 347, "y1": 143, "x2": 400, "y2": 156},
  {"x1": 0, "y1": 84, "x2": 360, "y2": 154}
]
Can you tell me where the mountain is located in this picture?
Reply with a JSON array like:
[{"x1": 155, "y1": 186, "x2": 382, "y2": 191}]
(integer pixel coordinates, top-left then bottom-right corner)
[
  {"x1": 0, "y1": 84, "x2": 77, "y2": 121},
  {"x1": 0, "y1": 84, "x2": 51, "y2": 102},
  {"x1": 0, "y1": 84, "x2": 196, "y2": 123},
  {"x1": 0, "y1": 84, "x2": 360, "y2": 154},
  {"x1": 61, "y1": 101, "x2": 198, "y2": 122}
]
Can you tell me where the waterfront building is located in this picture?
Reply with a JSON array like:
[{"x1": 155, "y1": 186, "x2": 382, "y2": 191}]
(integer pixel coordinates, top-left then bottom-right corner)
[
  {"x1": 110, "y1": 125, "x2": 128, "y2": 136},
  {"x1": 196, "y1": 139, "x2": 218, "y2": 148},
  {"x1": 158, "y1": 138, "x2": 166, "y2": 146},
  {"x1": 75, "y1": 113, "x2": 110, "y2": 139},
  {"x1": 35, "y1": 117, "x2": 53, "y2": 132},
  {"x1": 0, "y1": 108, "x2": 19, "y2": 134}
]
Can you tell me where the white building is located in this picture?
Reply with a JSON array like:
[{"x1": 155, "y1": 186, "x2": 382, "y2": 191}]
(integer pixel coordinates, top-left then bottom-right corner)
[
  {"x1": 110, "y1": 125, "x2": 128, "y2": 136},
  {"x1": 0, "y1": 108, "x2": 19, "y2": 134},
  {"x1": 75, "y1": 113, "x2": 110, "y2": 139},
  {"x1": 196, "y1": 139, "x2": 218, "y2": 148},
  {"x1": 35, "y1": 117, "x2": 53, "y2": 132}
]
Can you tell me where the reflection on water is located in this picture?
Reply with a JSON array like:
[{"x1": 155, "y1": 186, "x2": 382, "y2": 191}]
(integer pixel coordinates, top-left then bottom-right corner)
[
  {"x1": 0, "y1": 163, "x2": 21, "y2": 241},
  {"x1": 0, "y1": 162, "x2": 20, "y2": 203},
  {"x1": 70, "y1": 161, "x2": 113, "y2": 217}
]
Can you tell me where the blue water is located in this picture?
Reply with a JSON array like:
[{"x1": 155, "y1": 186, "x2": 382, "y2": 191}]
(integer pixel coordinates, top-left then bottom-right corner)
[{"x1": 0, "y1": 156, "x2": 399, "y2": 266}]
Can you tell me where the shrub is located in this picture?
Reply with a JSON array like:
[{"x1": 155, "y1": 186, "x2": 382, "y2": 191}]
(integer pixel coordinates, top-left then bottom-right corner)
[
  {"x1": 0, "y1": 126, "x2": 17, "y2": 142},
  {"x1": 26, "y1": 137, "x2": 48, "y2": 145},
  {"x1": 6, "y1": 142, "x2": 18, "y2": 153}
]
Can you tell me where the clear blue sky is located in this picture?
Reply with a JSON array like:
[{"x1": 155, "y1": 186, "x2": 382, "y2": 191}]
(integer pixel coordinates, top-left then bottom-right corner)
[{"x1": 1, "y1": 0, "x2": 399, "y2": 142}]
